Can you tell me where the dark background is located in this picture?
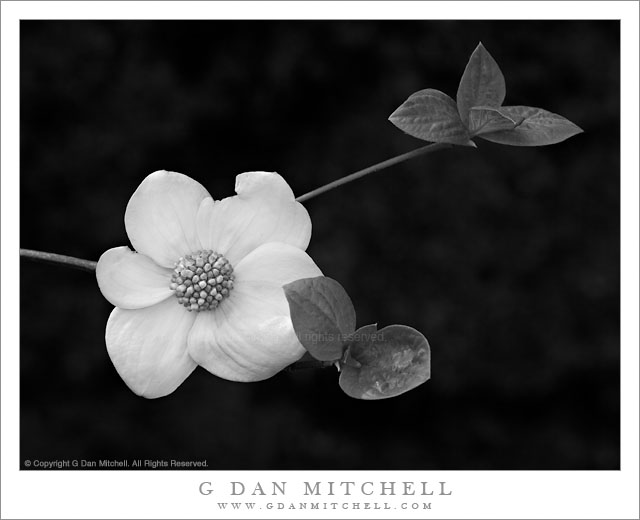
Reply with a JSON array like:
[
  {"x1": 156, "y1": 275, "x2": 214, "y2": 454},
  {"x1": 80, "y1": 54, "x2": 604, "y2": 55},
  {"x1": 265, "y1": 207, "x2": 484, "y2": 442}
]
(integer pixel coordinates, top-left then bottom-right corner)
[{"x1": 20, "y1": 21, "x2": 619, "y2": 470}]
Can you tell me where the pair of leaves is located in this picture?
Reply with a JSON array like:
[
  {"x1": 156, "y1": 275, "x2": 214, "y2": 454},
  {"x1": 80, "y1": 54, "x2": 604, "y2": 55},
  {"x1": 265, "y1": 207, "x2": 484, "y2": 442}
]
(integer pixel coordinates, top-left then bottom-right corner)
[
  {"x1": 283, "y1": 277, "x2": 430, "y2": 400},
  {"x1": 389, "y1": 42, "x2": 583, "y2": 147}
]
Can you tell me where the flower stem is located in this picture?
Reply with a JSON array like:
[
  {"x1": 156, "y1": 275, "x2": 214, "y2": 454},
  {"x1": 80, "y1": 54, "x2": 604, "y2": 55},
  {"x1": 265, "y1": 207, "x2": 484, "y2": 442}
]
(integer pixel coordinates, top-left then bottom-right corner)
[
  {"x1": 285, "y1": 359, "x2": 334, "y2": 372},
  {"x1": 20, "y1": 143, "x2": 450, "y2": 270},
  {"x1": 295, "y1": 142, "x2": 450, "y2": 203},
  {"x1": 20, "y1": 248, "x2": 97, "y2": 272}
]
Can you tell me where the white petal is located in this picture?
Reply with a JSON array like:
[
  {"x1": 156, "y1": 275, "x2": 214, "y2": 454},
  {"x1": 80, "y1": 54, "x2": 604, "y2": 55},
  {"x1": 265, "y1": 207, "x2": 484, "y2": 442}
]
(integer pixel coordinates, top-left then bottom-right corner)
[
  {"x1": 196, "y1": 171, "x2": 311, "y2": 265},
  {"x1": 106, "y1": 297, "x2": 197, "y2": 398},
  {"x1": 188, "y1": 242, "x2": 322, "y2": 381},
  {"x1": 96, "y1": 246, "x2": 173, "y2": 309},
  {"x1": 125, "y1": 170, "x2": 211, "y2": 268}
]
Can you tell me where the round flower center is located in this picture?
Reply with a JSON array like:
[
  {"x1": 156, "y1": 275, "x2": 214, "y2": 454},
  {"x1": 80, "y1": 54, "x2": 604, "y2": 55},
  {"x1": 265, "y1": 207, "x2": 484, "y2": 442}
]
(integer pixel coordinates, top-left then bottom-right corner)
[{"x1": 169, "y1": 250, "x2": 235, "y2": 312}]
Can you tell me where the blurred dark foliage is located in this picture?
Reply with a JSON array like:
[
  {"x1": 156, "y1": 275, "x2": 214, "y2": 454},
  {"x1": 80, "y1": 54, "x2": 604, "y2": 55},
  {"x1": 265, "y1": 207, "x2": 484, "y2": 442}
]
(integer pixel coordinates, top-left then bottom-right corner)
[{"x1": 20, "y1": 20, "x2": 619, "y2": 470}]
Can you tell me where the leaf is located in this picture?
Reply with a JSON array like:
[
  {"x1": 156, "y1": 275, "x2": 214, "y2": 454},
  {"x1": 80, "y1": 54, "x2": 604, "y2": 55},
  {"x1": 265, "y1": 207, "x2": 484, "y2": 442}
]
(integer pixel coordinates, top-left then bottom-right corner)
[
  {"x1": 468, "y1": 106, "x2": 522, "y2": 136},
  {"x1": 339, "y1": 324, "x2": 431, "y2": 400},
  {"x1": 478, "y1": 106, "x2": 583, "y2": 146},
  {"x1": 457, "y1": 42, "x2": 506, "y2": 127},
  {"x1": 283, "y1": 276, "x2": 356, "y2": 361},
  {"x1": 389, "y1": 88, "x2": 473, "y2": 146}
]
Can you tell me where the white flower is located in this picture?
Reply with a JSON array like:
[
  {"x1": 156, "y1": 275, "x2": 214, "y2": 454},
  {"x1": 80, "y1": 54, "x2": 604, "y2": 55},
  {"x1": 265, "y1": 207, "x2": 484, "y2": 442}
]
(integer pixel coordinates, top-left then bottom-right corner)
[{"x1": 96, "y1": 170, "x2": 321, "y2": 398}]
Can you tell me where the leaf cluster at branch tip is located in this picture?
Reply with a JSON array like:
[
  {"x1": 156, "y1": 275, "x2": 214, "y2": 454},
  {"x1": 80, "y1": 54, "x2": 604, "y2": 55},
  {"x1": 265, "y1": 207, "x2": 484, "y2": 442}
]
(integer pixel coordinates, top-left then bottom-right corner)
[{"x1": 389, "y1": 42, "x2": 583, "y2": 147}]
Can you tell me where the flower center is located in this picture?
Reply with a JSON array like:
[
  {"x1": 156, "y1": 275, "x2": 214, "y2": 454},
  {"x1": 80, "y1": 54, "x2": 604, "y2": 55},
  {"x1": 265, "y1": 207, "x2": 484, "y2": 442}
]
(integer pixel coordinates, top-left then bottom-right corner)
[{"x1": 169, "y1": 250, "x2": 235, "y2": 312}]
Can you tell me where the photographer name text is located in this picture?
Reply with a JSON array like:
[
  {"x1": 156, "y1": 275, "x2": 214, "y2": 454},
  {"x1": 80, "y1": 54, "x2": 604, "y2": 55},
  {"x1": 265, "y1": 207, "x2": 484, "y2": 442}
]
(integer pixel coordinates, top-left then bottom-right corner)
[{"x1": 199, "y1": 480, "x2": 452, "y2": 497}]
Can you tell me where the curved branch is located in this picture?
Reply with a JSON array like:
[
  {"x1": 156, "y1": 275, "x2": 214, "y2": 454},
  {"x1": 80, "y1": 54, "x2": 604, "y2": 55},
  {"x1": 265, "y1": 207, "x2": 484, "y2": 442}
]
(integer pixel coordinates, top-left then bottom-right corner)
[
  {"x1": 20, "y1": 249, "x2": 97, "y2": 272},
  {"x1": 20, "y1": 143, "x2": 451, "y2": 271},
  {"x1": 295, "y1": 142, "x2": 450, "y2": 202}
]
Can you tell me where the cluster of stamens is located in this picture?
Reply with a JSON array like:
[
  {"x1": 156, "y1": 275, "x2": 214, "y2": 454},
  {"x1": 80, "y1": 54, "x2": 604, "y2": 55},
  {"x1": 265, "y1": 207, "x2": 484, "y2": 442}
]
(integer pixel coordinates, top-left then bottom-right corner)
[{"x1": 170, "y1": 249, "x2": 235, "y2": 312}]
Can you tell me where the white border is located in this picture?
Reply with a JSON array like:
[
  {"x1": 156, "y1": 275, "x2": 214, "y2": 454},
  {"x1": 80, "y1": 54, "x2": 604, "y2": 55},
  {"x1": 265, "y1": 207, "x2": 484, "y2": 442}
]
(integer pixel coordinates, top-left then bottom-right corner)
[{"x1": 2, "y1": 2, "x2": 638, "y2": 519}]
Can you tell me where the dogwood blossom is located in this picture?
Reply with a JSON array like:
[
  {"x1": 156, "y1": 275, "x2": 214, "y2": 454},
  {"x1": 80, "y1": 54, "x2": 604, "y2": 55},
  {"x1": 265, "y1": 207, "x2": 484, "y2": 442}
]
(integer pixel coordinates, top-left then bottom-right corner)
[{"x1": 96, "y1": 170, "x2": 321, "y2": 398}]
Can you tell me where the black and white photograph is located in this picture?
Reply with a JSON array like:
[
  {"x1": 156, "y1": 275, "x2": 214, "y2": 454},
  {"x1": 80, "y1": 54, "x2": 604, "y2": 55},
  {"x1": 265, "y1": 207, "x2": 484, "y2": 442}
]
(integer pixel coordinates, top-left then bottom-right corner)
[{"x1": 3, "y1": 2, "x2": 639, "y2": 519}]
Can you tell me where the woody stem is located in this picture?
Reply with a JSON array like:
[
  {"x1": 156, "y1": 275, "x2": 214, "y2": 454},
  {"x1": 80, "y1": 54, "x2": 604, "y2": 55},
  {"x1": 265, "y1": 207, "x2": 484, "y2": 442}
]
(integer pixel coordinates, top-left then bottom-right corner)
[
  {"x1": 19, "y1": 248, "x2": 97, "y2": 272},
  {"x1": 295, "y1": 142, "x2": 450, "y2": 202},
  {"x1": 20, "y1": 142, "x2": 450, "y2": 271}
]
